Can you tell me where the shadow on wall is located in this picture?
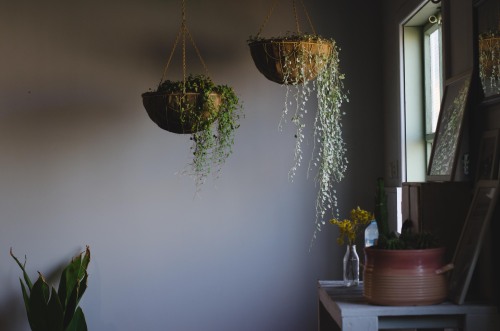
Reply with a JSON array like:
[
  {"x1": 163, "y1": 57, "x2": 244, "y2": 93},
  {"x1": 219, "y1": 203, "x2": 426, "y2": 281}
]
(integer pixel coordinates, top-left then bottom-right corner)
[{"x1": 0, "y1": 291, "x2": 26, "y2": 330}]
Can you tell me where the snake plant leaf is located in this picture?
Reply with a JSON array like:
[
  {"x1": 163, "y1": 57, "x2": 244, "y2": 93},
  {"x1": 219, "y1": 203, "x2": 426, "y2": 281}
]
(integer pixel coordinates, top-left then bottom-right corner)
[
  {"x1": 77, "y1": 272, "x2": 88, "y2": 303},
  {"x1": 65, "y1": 307, "x2": 87, "y2": 331},
  {"x1": 28, "y1": 276, "x2": 51, "y2": 331},
  {"x1": 11, "y1": 247, "x2": 91, "y2": 331},
  {"x1": 63, "y1": 273, "x2": 87, "y2": 328},
  {"x1": 47, "y1": 287, "x2": 64, "y2": 331},
  {"x1": 10, "y1": 248, "x2": 33, "y2": 290},
  {"x1": 58, "y1": 246, "x2": 90, "y2": 309},
  {"x1": 63, "y1": 283, "x2": 79, "y2": 328},
  {"x1": 19, "y1": 279, "x2": 31, "y2": 317}
]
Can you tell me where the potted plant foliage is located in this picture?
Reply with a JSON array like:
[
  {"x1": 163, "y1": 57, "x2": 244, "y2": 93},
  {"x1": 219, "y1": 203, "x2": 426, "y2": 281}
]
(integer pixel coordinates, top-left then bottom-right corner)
[
  {"x1": 142, "y1": 74, "x2": 242, "y2": 186},
  {"x1": 479, "y1": 31, "x2": 500, "y2": 97},
  {"x1": 247, "y1": 1, "x2": 349, "y2": 240},
  {"x1": 142, "y1": 0, "x2": 243, "y2": 188},
  {"x1": 363, "y1": 178, "x2": 449, "y2": 306},
  {"x1": 248, "y1": 29, "x2": 348, "y2": 237},
  {"x1": 142, "y1": 75, "x2": 223, "y2": 134},
  {"x1": 10, "y1": 246, "x2": 91, "y2": 331},
  {"x1": 248, "y1": 33, "x2": 333, "y2": 85}
]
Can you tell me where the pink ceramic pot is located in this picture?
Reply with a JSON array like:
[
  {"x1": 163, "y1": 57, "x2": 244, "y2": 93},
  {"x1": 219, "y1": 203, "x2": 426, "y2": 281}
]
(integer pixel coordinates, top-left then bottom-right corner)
[{"x1": 363, "y1": 247, "x2": 448, "y2": 306}]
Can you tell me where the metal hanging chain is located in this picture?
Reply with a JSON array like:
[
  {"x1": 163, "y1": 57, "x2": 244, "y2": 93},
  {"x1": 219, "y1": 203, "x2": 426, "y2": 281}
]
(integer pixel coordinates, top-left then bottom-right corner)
[
  {"x1": 255, "y1": 0, "x2": 317, "y2": 38},
  {"x1": 159, "y1": 0, "x2": 210, "y2": 89}
]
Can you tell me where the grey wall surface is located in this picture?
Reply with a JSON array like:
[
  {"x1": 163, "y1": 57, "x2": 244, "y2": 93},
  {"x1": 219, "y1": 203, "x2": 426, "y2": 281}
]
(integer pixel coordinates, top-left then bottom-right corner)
[{"x1": 0, "y1": 1, "x2": 383, "y2": 330}]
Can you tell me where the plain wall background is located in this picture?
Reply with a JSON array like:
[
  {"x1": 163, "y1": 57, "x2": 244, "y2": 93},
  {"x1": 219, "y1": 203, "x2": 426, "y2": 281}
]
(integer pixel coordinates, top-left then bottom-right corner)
[{"x1": 0, "y1": 1, "x2": 384, "y2": 330}]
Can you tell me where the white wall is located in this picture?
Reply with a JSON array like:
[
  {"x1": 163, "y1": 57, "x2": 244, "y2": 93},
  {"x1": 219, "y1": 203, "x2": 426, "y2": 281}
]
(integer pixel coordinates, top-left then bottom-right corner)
[{"x1": 0, "y1": 1, "x2": 383, "y2": 330}]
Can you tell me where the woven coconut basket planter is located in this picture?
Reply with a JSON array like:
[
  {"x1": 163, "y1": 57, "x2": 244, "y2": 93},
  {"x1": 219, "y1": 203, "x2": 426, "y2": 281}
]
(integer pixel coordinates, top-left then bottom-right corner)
[
  {"x1": 141, "y1": 91, "x2": 221, "y2": 134},
  {"x1": 479, "y1": 36, "x2": 500, "y2": 79},
  {"x1": 248, "y1": 38, "x2": 333, "y2": 85}
]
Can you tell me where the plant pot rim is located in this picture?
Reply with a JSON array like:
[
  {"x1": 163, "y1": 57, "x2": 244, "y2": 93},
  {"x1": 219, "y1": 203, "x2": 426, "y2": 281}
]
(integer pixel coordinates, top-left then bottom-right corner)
[
  {"x1": 364, "y1": 246, "x2": 446, "y2": 253},
  {"x1": 248, "y1": 37, "x2": 333, "y2": 46},
  {"x1": 141, "y1": 91, "x2": 222, "y2": 134},
  {"x1": 141, "y1": 91, "x2": 221, "y2": 98}
]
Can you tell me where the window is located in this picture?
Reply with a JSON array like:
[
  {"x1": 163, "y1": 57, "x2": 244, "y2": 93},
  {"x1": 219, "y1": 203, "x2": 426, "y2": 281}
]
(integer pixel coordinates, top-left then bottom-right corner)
[
  {"x1": 402, "y1": 1, "x2": 443, "y2": 182},
  {"x1": 397, "y1": 1, "x2": 443, "y2": 232},
  {"x1": 424, "y1": 18, "x2": 443, "y2": 163}
]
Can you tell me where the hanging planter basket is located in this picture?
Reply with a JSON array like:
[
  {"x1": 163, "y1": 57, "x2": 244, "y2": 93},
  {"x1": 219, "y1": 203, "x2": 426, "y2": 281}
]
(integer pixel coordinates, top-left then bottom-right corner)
[
  {"x1": 479, "y1": 33, "x2": 500, "y2": 96},
  {"x1": 248, "y1": 0, "x2": 333, "y2": 85},
  {"x1": 247, "y1": 0, "x2": 348, "y2": 242},
  {"x1": 142, "y1": 91, "x2": 221, "y2": 134},
  {"x1": 248, "y1": 37, "x2": 333, "y2": 85},
  {"x1": 142, "y1": 0, "x2": 232, "y2": 135},
  {"x1": 141, "y1": 0, "x2": 242, "y2": 188}
]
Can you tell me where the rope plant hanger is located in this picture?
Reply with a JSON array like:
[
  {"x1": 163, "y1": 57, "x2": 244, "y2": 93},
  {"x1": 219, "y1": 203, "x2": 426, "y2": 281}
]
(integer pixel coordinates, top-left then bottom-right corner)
[
  {"x1": 143, "y1": 0, "x2": 216, "y2": 134},
  {"x1": 248, "y1": 0, "x2": 333, "y2": 85},
  {"x1": 248, "y1": 0, "x2": 349, "y2": 246},
  {"x1": 142, "y1": 0, "x2": 242, "y2": 188}
]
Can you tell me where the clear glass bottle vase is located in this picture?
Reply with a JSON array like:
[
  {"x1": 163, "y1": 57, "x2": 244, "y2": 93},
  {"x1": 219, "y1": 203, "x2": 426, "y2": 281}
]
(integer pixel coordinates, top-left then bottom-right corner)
[{"x1": 343, "y1": 244, "x2": 360, "y2": 287}]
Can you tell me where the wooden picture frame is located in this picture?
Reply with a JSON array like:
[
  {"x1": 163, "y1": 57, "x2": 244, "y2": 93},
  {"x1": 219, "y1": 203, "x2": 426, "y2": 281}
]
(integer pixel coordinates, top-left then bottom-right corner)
[
  {"x1": 475, "y1": 129, "x2": 500, "y2": 181},
  {"x1": 427, "y1": 71, "x2": 472, "y2": 181},
  {"x1": 475, "y1": 0, "x2": 500, "y2": 103},
  {"x1": 448, "y1": 180, "x2": 499, "y2": 304}
]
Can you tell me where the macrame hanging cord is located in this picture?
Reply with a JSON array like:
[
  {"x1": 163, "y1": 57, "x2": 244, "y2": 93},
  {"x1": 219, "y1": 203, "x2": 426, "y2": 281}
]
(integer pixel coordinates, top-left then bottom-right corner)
[
  {"x1": 159, "y1": 0, "x2": 210, "y2": 91},
  {"x1": 255, "y1": 0, "x2": 317, "y2": 39}
]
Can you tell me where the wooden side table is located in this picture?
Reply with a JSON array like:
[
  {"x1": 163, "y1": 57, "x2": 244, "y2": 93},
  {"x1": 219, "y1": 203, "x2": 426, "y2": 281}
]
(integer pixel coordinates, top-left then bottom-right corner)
[{"x1": 318, "y1": 280, "x2": 499, "y2": 330}]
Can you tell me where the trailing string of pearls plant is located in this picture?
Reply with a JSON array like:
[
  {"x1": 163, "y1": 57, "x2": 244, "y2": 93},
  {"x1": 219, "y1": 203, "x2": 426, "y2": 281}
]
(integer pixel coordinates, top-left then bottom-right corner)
[
  {"x1": 479, "y1": 31, "x2": 500, "y2": 97},
  {"x1": 142, "y1": 0, "x2": 242, "y2": 190},
  {"x1": 280, "y1": 36, "x2": 348, "y2": 239},
  {"x1": 478, "y1": 0, "x2": 500, "y2": 98},
  {"x1": 248, "y1": 0, "x2": 348, "y2": 244}
]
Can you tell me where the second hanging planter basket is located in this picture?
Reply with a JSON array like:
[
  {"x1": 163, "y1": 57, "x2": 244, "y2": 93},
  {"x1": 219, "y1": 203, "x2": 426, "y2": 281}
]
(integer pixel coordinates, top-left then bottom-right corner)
[{"x1": 248, "y1": 36, "x2": 333, "y2": 85}]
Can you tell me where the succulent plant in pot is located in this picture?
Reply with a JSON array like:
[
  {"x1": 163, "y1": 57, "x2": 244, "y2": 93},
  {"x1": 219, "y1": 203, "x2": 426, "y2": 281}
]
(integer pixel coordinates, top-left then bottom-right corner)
[{"x1": 364, "y1": 178, "x2": 448, "y2": 306}]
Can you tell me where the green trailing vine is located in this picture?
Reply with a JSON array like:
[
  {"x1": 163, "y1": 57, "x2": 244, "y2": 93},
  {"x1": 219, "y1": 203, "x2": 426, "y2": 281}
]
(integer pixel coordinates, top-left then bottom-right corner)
[
  {"x1": 157, "y1": 74, "x2": 242, "y2": 188},
  {"x1": 142, "y1": 1, "x2": 243, "y2": 190},
  {"x1": 479, "y1": 31, "x2": 500, "y2": 96},
  {"x1": 249, "y1": 32, "x2": 349, "y2": 241}
]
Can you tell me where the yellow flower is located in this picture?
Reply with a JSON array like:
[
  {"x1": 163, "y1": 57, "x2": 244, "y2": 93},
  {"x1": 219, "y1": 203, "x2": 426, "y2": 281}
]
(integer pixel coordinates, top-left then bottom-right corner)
[{"x1": 329, "y1": 206, "x2": 374, "y2": 245}]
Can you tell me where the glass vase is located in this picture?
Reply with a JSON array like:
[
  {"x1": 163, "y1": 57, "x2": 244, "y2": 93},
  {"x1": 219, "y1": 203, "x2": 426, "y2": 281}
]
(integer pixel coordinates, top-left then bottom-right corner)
[{"x1": 343, "y1": 244, "x2": 360, "y2": 287}]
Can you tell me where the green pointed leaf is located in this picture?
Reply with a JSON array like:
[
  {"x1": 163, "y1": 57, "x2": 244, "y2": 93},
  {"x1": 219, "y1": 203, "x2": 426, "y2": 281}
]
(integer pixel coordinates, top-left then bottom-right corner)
[
  {"x1": 10, "y1": 248, "x2": 33, "y2": 291},
  {"x1": 63, "y1": 285, "x2": 79, "y2": 328},
  {"x1": 58, "y1": 247, "x2": 90, "y2": 309},
  {"x1": 47, "y1": 287, "x2": 64, "y2": 331},
  {"x1": 28, "y1": 276, "x2": 50, "y2": 331},
  {"x1": 19, "y1": 279, "x2": 30, "y2": 315},
  {"x1": 12, "y1": 247, "x2": 90, "y2": 331},
  {"x1": 58, "y1": 256, "x2": 79, "y2": 308},
  {"x1": 65, "y1": 307, "x2": 87, "y2": 331},
  {"x1": 76, "y1": 272, "x2": 88, "y2": 304}
]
